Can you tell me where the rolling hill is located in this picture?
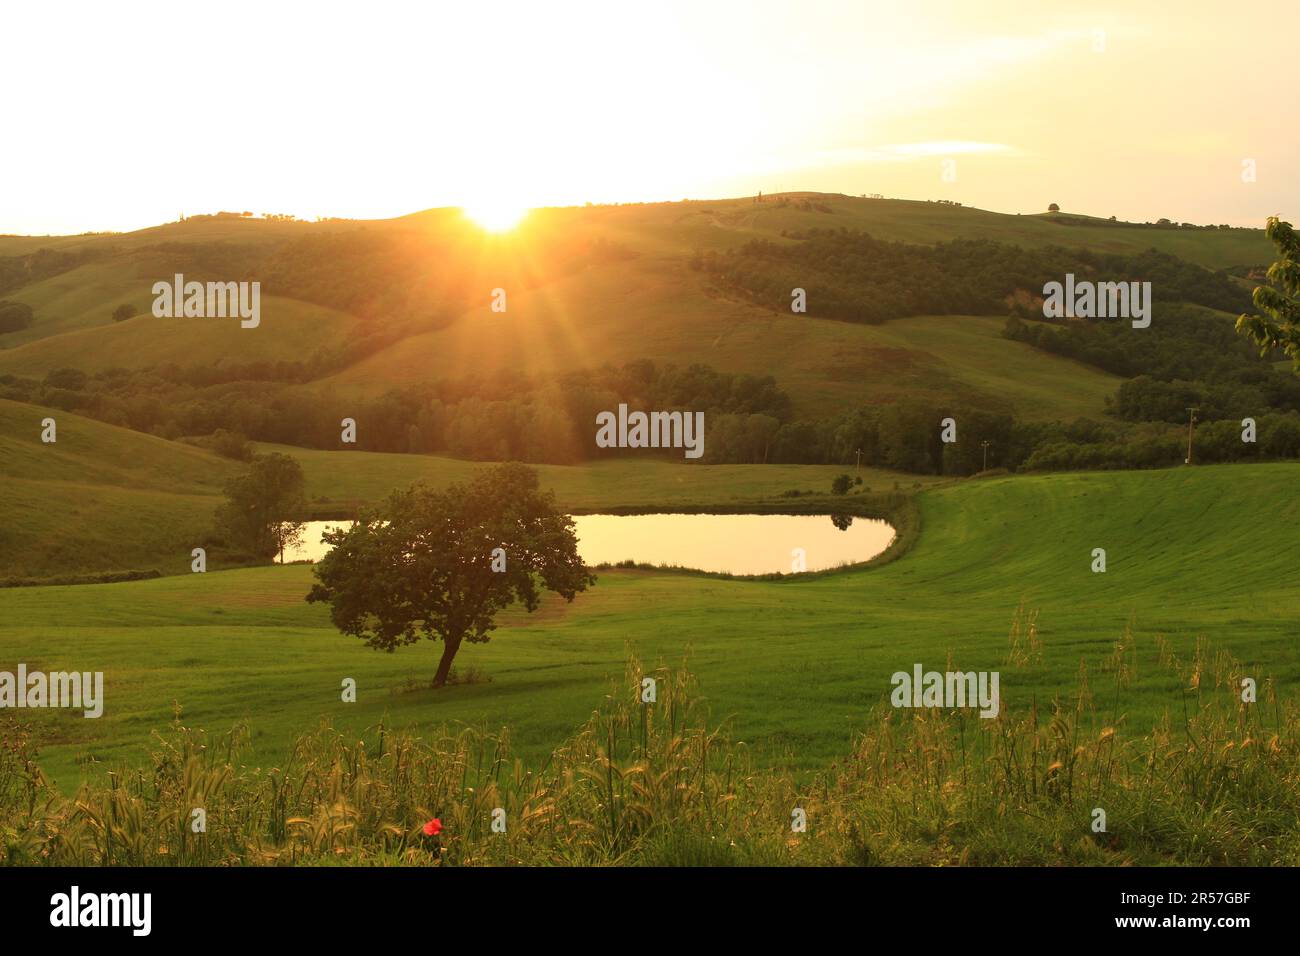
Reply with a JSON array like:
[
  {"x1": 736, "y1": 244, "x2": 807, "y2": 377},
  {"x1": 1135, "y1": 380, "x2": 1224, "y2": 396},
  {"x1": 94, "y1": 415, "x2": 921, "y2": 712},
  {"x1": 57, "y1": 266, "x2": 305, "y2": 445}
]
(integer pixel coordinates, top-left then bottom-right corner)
[
  {"x1": 0, "y1": 194, "x2": 1274, "y2": 425},
  {"x1": 0, "y1": 399, "x2": 240, "y2": 578}
]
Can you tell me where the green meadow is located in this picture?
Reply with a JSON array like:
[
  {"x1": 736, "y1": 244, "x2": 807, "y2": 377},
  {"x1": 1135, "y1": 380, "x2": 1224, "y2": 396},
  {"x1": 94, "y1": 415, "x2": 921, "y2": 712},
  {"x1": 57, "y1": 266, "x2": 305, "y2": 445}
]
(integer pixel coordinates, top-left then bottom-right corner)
[{"x1": 4, "y1": 457, "x2": 1296, "y2": 794}]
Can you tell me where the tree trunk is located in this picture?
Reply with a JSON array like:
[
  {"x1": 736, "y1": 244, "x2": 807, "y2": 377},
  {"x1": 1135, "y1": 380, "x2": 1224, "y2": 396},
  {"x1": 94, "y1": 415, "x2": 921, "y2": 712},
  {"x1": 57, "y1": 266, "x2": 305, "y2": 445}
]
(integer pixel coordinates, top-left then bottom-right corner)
[{"x1": 432, "y1": 635, "x2": 462, "y2": 688}]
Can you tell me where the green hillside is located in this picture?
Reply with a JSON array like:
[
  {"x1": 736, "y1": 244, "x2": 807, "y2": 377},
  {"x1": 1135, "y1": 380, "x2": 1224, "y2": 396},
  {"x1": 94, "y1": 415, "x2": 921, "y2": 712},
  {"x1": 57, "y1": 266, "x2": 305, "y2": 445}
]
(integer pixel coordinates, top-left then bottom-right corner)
[
  {"x1": 4, "y1": 460, "x2": 1295, "y2": 792},
  {"x1": 320, "y1": 262, "x2": 1121, "y2": 420},
  {"x1": 0, "y1": 194, "x2": 1272, "y2": 425},
  {"x1": 0, "y1": 400, "x2": 239, "y2": 578},
  {"x1": 0, "y1": 294, "x2": 361, "y2": 376},
  {"x1": 0, "y1": 261, "x2": 153, "y2": 346}
]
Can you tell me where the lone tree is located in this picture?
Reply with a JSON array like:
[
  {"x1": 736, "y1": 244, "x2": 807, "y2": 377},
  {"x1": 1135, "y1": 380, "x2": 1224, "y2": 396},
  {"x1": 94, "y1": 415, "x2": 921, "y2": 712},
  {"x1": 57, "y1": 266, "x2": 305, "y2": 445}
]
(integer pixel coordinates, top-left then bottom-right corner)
[
  {"x1": 214, "y1": 452, "x2": 307, "y2": 561},
  {"x1": 1047, "y1": 203, "x2": 1060, "y2": 213},
  {"x1": 1236, "y1": 217, "x2": 1300, "y2": 368},
  {"x1": 307, "y1": 463, "x2": 594, "y2": 687}
]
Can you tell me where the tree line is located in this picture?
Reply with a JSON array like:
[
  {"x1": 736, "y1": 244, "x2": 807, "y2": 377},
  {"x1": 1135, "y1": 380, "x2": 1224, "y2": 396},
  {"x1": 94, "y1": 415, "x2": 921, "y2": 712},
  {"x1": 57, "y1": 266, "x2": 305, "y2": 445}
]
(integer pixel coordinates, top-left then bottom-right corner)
[{"x1": 693, "y1": 229, "x2": 1250, "y2": 325}]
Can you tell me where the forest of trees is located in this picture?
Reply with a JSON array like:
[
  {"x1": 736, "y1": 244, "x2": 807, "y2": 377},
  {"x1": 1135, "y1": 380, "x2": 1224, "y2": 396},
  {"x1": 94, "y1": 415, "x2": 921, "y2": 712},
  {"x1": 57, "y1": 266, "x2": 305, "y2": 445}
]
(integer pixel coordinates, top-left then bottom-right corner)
[
  {"x1": 1004, "y1": 305, "x2": 1300, "y2": 423},
  {"x1": 1006, "y1": 303, "x2": 1264, "y2": 378},
  {"x1": 693, "y1": 229, "x2": 1251, "y2": 324},
  {"x1": 0, "y1": 247, "x2": 104, "y2": 297},
  {"x1": 0, "y1": 360, "x2": 791, "y2": 464},
  {"x1": 10, "y1": 352, "x2": 1294, "y2": 477}
]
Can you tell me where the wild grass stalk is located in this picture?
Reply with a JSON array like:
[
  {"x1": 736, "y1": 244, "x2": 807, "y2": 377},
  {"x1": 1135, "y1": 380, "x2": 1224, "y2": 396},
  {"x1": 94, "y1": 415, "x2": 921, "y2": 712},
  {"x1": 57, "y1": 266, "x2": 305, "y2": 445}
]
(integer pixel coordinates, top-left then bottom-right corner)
[{"x1": 2, "y1": 624, "x2": 1297, "y2": 866}]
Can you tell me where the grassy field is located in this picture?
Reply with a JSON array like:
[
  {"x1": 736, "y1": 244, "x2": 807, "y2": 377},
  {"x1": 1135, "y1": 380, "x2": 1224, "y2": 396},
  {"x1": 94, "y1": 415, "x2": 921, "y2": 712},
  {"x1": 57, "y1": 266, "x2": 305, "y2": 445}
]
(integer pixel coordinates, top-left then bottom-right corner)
[
  {"x1": 4, "y1": 460, "x2": 1296, "y2": 794},
  {"x1": 0, "y1": 293, "x2": 361, "y2": 377},
  {"x1": 0, "y1": 261, "x2": 155, "y2": 346},
  {"x1": 0, "y1": 400, "x2": 240, "y2": 578},
  {"x1": 274, "y1": 441, "x2": 942, "y2": 513}
]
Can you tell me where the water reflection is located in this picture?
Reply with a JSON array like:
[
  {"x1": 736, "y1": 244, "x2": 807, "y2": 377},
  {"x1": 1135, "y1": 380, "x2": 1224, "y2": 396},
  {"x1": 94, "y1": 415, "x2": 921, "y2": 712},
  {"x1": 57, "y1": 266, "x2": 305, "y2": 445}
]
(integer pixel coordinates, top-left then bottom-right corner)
[{"x1": 282, "y1": 513, "x2": 895, "y2": 576}]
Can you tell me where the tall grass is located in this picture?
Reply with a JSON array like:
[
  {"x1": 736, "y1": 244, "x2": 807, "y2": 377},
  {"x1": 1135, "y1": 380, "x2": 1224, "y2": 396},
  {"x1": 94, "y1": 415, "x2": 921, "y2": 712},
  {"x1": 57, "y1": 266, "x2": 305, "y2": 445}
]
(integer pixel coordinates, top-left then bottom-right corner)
[{"x1": 2, "y1": 626, "x2": 1297, "y2": 866}]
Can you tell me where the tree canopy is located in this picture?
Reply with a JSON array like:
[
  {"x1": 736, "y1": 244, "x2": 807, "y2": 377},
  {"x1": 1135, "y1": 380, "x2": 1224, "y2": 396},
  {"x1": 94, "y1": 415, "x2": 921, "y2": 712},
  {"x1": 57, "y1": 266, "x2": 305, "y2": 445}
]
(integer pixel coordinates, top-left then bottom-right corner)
[
  {"x1": 306, "y1": 463, "x2": 594, "y2": 687},
  {"x1": 213, "y1": 452, "x2": 307, "y2": 561},
  {"x1": 1237, "y1": 217, "x2": 1300, "y2": 369}
]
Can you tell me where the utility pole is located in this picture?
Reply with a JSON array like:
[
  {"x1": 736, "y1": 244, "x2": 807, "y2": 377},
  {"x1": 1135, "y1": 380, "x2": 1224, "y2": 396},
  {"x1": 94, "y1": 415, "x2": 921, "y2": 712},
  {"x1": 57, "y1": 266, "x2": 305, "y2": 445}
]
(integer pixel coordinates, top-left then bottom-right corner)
[
  {"x1": 855, "y1": 448, "x2": 862, "y2": 471},
  {"x1": 980, "y1": 440, "x2": 991, "y2": 472},
  {"x1": 1185, "y1": 407, "x2": 1199, "y2": 464}
]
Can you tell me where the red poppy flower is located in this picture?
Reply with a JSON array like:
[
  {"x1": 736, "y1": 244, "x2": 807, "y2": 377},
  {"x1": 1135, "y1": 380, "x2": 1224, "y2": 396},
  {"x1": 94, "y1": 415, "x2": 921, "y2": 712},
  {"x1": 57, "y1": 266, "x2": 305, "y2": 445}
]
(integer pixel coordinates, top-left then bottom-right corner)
[{"x1": 423, "y1": 818, "x2": 443, "y2": 837}]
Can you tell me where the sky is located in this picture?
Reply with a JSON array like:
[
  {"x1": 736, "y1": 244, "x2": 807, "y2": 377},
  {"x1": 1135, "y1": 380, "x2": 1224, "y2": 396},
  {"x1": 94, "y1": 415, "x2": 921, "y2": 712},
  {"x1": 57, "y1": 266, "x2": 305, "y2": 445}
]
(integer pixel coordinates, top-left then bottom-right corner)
[{"x1": 1, "y1": 0, "x2": 1295, "y2": 235}]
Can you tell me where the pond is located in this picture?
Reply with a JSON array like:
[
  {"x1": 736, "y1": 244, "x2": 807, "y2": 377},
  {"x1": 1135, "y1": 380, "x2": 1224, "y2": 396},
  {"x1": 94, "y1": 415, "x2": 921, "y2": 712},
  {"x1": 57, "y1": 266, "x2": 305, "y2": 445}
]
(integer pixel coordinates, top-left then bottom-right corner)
[{"x1": 281, "y1": 513, "x2": 896, "y2": 576}]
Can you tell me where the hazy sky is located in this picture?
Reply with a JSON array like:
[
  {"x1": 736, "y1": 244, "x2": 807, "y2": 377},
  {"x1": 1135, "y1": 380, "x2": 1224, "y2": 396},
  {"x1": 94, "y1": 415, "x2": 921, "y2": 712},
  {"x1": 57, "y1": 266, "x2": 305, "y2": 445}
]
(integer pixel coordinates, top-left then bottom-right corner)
[{"x1": 2, "y1": 0, "x2": 1295, "y2": 235}]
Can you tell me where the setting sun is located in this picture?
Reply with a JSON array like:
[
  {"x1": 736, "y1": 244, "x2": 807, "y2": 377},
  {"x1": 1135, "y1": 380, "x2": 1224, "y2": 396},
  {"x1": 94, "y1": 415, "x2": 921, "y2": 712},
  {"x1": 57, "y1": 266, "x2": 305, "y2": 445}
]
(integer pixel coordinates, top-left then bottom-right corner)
[{"x1": 462, "y1": 202, "x2": 529, "y2": 232}]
